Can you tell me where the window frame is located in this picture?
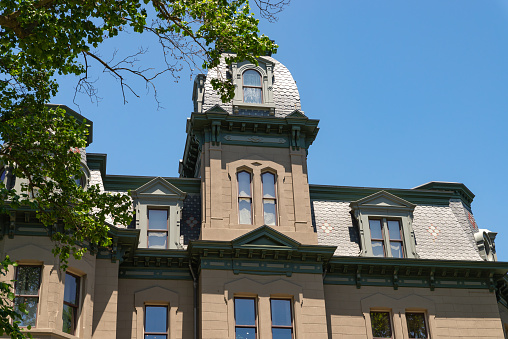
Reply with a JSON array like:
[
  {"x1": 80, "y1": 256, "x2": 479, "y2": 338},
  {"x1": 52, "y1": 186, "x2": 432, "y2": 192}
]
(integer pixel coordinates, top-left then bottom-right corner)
[
  {"x1": 147, "y1": 208, "x2": 170, "y2": 249},
  {"x1": 14, "y1": 265, "x2": 42, "y2": 328},
  {"x1": 350, "y1": 191, "x2": 418, "y2": 259},
  {"x1": 261, "y1": 171, "x2": 277, "y2": 226},
  {"x1": 368, "y1": 218, "x2": 405, "y2": 258},
  {"x1": 370, "y1": 310, "x2": 393, "y2": 339},
  {"x1": 405, "y1": 312, "x2": 429, "y2": 339},
  {"x1": 62, "y1": 272, "x2": 80, "y2": 335},
  {"x1": 270, "y1": 298, "x2": 294, "y2": 339},
  {"x1": 144, "y1": 305, "x2": 168, "y2": 339},
  {"x1": 242, "y1": 69, "x2": 263, "y2": 104},
  {"x1": 234, "y1": 297, "x2": 257, "y2": 339},
  {"x1": 237, "y1": 170, "x2": 253, "y2": 225}
]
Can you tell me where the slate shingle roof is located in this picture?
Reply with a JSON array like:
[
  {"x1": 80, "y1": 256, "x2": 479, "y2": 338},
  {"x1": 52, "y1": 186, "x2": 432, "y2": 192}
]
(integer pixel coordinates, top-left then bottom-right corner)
[
  {"x1": 201, "y1": 56, "x2": 302, "y2": 118},
  {"x1": 312, "y1": 198, "x2": 483, "y2": 261}
]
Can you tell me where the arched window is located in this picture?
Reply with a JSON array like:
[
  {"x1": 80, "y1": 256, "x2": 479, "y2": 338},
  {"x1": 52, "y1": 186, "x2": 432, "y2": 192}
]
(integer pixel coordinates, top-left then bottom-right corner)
[
  {"x1": 243, "y1": 70, "x2": 262, "y2": 104},
  {"x1": 262, "y1": 172, "x2": 277, "y2": 226},
  {"x1": 237, "y1": 171, "x2": 252, "y2": 224}
]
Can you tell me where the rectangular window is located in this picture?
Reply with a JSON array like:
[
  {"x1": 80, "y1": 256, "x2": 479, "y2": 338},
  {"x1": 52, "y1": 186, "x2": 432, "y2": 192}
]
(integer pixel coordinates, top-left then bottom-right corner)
[
  {"x1": 369, "y1": 219, "x2": 385, "y2": 257},
  {"x1": 148, "y1": 209, "x2": 168, "y2": 249},
  {"x1": 406, "y1": 313, "x2": 428, "y2": 339},
  {"x1": 234, "y1": 298, "x2": 256, "y2": 339},
  {"x1": 262, "y1": 172, "x2": 277, "y2": 226},
  {"x1": 270, "y1": 299, "x2": 293, "y2": 339},
  {"x1": 369, "y1": 219, "x2": 404, "y2": 258},
  {"x1": 388, "y1": 220, "x2": 404, "y2": 258},
  {"x1": 145, "y1": 306, "x2": 168, "y2": 339},
  {"x1": 238, "y1": 171, "x2": 252, "y2": 224},
  {"x1": 370, "y1": 311, "x2": 392, "y2": 339},
  {"x1": 14, "y1": 265, "x2": 42, "y2": 327},
  {"x1": 62, "y1": 272, "x2": 80, "y2": 335}
]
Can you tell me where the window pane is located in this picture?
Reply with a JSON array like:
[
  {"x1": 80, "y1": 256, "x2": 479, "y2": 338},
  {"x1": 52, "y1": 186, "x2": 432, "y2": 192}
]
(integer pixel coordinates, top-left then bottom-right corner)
[
  {"x1": 390, "y1": 242, "x2": 403, "y2": 258},
  {"x1": 263, "y1": 200, "x2": 276, "y2": 226},
  {"x1": 369, "y1": 220, "x2": 383, "y2": 239},
  {"x1": 62, "y1": 303, "x2": 74, "y2": 334},
  {"x1": 148, "y1": 210, "x2": 168, "y2": 230},
  {"x1": 272, "y1": 328, "x2": 292, "y2": 339},
  {"x1": 148, "y1": 232, "x2": 167, "y2": 249},
  {"x1": 271, "y1": 299, "x2": 291, "y2": 326},
  {"x1": 371, "y1": 312, "x2": 392, "y2": 338},
  {"x1": 235, "y1": 298, "x2": 255, "y2": 326},
  {"x1": 145, "y1": 306, "x2": 167, "y2": 333},
  {"x1": 244, "y1": 87, "x2": 262, "y2": 104},
  {"x1": 145, "y1": 336, "x2": 167, "y2": 339},
  {"x1": 262, "y1": 173, "x2": 276, "y2": 198},
  {"x1": 16, "y1": 266, "x2": 41, "y2": 296},
  {"x1": 64, "y1": 273, "x2": 78, "y2": 305},
  {"x1": 0, "y1": 168, "x2": 5, "y2": 182},
  {"x1": 387, "y1": 220, "x2": 401, "y2": 240},
  {"x1": 236, "y1": 327, "x2": 256, "y2": 339},
  {"x1": 372, "y1": 241, "x2": 385, "y2": 257},
  {"x1": 239, "y1": 198, "x2": 252, "y2": 224},
  {"x1": 14, "y1": 297, "x2": 38, "y2": 327},
  {"x1": 243, "y1": 70, "x2": 261, "y2": 86},
  {"x1": 238, "y1": 172, "x2": 251, "y2": 197},
  {"x1": 406, "y1": 313, "x2": 428, "y2": 339}
]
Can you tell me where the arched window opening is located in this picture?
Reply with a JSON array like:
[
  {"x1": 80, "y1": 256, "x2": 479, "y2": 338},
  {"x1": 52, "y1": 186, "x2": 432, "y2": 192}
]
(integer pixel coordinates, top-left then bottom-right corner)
[
  {"x1": 243, "y1": 70, "x2": 262, "y2": 104},
  {"x1": 262, "y1": 172, "x2": 277, "y2": 226},
  {"x1": 237, "y1": 171, "x2": 252, "y2": 224}
]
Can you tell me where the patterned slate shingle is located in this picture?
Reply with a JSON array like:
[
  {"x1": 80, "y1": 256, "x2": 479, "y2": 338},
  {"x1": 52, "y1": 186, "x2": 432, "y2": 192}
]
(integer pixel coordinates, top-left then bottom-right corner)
[
  {"x1": 311, "y1": 200, "x2": 361, "y2": 257},
  {"x1": 180, "y1": 193, "x2": 202, "y2": 244},
  {"x1": 201, "y1": 56, "x2": 302, "y2": 118},
  {"x1": 312, "y1": 199, "x2": 483, "y2": 261}
]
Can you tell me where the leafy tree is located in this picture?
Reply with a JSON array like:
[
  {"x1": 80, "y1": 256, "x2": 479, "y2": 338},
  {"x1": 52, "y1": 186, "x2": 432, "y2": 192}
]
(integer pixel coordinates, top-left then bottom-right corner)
[{"x1": 0, "y1": 0, "x2": 287, "y2": 337}]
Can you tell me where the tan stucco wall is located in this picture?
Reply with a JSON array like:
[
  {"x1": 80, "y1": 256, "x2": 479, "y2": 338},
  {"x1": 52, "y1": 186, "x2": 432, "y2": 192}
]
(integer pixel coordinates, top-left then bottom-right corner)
[
  {"x1": 91, "y1": 260, "x2": 119, "y2": 339},
  {"x1": 0, "y1": 236, "x2": 96, "y2": 339},
  {"x1": 499, "y1": 303, "x2": 508, "y2": 338},
  {"x1": 116, "y1": 278, "x2": 194, "y2": 339},
  {"x1": 325, "y1": 284, "x2": 505, "y2": 339},
  {"x1": 199, "y1": 269, "x2": 328, "y2": 339},
  {"x1": 200, "y1": 143, "x2": 316, "y2": 244}
]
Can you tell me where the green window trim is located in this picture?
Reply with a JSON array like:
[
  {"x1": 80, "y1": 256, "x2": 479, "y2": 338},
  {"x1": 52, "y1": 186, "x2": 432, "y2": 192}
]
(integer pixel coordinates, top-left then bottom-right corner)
[{"x1": 350, "y1": 191, "x2": 418, "y2": 259}]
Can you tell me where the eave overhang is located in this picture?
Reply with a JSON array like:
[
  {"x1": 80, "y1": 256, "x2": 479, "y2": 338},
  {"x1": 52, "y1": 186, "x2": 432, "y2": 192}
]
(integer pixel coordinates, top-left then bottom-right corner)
[
  {"x1": 326, "y1": 256, "x2": 508, "y2": 292},
  {"x1": 179, "y1": 111, "x2": 320, "y2": 178}
]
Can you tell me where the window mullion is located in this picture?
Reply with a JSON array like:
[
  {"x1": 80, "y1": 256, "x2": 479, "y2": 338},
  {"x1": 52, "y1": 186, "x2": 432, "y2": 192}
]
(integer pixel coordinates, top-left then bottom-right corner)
[{"x1": 382, "y1": 218, "x2": 392, "y2": 257}]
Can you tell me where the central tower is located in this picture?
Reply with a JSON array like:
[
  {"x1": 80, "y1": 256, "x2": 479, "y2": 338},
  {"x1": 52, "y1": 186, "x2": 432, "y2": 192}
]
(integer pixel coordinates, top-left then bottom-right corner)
[{"x1": 180, "y1": 55, "x2": 320, "y2": 244}]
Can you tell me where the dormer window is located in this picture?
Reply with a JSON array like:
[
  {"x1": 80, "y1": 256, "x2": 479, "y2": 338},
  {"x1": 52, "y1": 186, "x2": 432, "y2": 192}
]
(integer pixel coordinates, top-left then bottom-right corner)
[{"x1": 243, "y1": 70, "x2": 262, "y2": 104}]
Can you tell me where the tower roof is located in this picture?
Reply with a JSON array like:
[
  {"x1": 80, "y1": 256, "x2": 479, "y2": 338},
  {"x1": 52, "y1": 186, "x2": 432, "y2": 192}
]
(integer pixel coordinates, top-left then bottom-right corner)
[{"x1": 193, "y1": 55, "x2": 302, "y2": 118}]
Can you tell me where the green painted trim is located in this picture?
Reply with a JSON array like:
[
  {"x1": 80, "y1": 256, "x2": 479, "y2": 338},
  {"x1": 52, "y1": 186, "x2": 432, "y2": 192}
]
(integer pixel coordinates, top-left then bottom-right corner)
[
  {"x1": 103, "y1": 175, "x2": 201, "y2": 193},
  {"x1": 326, "y1": 256, "x2": 508, "y2": 291},
  {"x1": 86, "y1": 153, "x2": 107, "y2": 178},
  {"x1": 310, "y1": 184, "x2": 472, "y2": 208},
  {"x1": 46, "y1": 104, "x2": 93, "y2": 145},
  {"x1": 414, "y1": 182, "x2": 474, "y2": 206},
  {"x1": 201, "y1": 258, "x2": 324, "y2": 276},
  {"x1": 119, "y1": 267, "x2": 192, "y2": 280}
]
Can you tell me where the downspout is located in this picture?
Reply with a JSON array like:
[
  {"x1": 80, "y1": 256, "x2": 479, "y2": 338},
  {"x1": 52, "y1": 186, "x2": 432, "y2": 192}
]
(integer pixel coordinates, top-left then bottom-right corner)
[{"x1": 189, "y1": 261, "x2": 198, "y2": 339}]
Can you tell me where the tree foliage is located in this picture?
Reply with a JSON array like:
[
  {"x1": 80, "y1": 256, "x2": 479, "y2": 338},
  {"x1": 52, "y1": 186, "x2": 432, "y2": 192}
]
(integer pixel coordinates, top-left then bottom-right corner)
[{"x1": 0, "y1": 0, "x2": 286, "y2": 336}]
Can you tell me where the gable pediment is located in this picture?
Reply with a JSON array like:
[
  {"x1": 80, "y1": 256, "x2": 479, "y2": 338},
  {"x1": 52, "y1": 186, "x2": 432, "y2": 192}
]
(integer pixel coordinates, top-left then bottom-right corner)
[
  {"x1": 204, "y1": 104, "x2": 228, "y2": 114},
  {"x1": 350, "y1": 191, "x2": 415, "y2": 210},
  {"x1": 232, "y1": 225, "x2": 300, "y2": 250},
  {"x1": 132, "y1": 177, "x2": 186, "y2": 199}
]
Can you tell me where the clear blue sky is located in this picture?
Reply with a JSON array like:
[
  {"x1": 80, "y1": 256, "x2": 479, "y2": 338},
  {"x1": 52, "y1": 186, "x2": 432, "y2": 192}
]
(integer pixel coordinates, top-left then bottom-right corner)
[{"x1": 53, "y1": 0, "x2": 508, "y2": 260}]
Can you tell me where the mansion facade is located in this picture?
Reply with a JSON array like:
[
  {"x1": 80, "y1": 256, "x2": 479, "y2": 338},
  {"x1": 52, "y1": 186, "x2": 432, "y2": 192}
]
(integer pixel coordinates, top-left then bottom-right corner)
[{"x1": 1, "y1": 55, "x2": 508, "y2": 339}]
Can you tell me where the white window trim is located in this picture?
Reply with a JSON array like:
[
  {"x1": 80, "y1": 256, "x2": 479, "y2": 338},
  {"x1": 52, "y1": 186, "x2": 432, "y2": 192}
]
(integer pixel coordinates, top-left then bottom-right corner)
[{"x1": 350, "y1": 191, "x2": 418, "y2": 259}]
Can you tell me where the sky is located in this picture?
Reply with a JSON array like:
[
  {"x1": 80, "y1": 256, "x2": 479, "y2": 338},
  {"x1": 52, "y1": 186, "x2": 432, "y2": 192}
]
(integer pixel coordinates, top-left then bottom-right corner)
[{"x1": 52, "y1": 0, "x2": 508, "y2": 260}]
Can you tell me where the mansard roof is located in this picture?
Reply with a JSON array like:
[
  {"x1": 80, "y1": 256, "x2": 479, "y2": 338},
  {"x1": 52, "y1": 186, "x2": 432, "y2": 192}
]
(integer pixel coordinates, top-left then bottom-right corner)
[{"x1": 197, "y1": 55, "x2": 302, "y2": 118}]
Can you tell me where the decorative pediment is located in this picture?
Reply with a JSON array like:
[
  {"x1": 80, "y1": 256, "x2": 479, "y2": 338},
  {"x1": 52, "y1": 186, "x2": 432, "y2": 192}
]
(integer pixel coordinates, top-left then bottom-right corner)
[
  {"x1": 350, "y1": 191, "x2": 415, "y2": 211},
  {"x1": 286, "y1": 109, "x2": 306, "y2": 118},
  {"x1": 231, "y1": 225, "x2": 301, "y2": 250},
  {"x1": 204, "y1": 104, "x2": 228, "y2": 114},
  {"x1": 132, "y1": 177, "x2": 186, "y2": 200}
]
